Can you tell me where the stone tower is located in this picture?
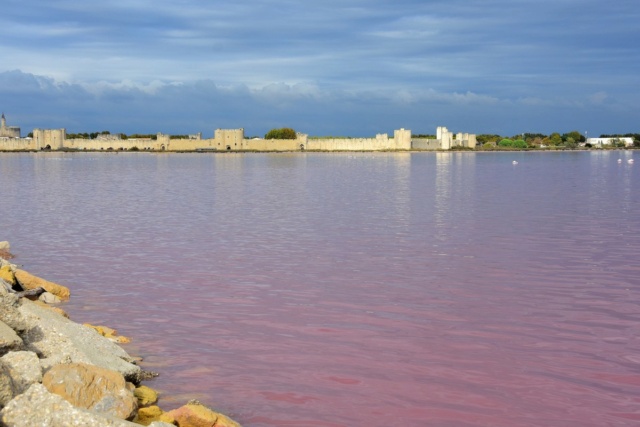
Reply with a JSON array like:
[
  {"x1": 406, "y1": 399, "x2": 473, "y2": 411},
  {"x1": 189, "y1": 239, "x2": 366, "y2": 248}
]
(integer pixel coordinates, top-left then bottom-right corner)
[{"x1": 0, "y1": 113, "x2": 21, "y2": 138}]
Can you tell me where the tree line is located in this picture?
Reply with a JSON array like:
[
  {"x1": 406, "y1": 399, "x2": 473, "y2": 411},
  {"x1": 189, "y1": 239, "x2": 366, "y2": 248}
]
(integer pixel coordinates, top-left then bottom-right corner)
[{"x1": 476, "y1": 131, "x2": 639, "y2": 149}]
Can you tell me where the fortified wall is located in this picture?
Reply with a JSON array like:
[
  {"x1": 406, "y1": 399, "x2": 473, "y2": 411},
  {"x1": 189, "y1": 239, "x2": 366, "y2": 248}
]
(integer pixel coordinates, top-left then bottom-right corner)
[
  {"x1": 0, "y1": 116, "x2": 474, "y2": 152},
  {"x1": 411, "y1": 126, "x2": 477, "y2": 150}
]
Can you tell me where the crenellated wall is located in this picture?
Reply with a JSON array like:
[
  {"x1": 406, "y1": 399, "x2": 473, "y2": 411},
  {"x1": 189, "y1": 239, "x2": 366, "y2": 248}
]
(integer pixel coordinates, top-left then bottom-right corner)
[{"x1": 0, "y1": 123, "x2": 473, "y2": 152}]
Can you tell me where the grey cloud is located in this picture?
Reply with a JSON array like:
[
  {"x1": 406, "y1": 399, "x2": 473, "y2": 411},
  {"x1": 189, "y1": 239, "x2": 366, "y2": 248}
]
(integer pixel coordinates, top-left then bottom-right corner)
[{"x1": 1, "y1": 70, "x2": 636, "y2": 139}]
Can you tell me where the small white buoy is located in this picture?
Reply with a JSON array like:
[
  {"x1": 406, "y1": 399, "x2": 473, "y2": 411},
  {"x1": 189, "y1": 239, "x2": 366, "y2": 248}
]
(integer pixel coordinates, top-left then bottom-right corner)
[
  {"x1": 618, "y1": 159, "x2": 622, "y2": 163},
  {"x1": 628, "y1": 159, "x2": 634, "y2": 164},
  {"x1": 512, "y1": 160, "x2": 518, "y2": 165}
]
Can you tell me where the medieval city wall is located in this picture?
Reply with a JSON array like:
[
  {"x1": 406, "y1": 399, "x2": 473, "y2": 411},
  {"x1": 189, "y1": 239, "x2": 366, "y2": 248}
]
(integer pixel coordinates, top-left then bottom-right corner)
[
  {"x1": 0, "y1": 119, "x2": 472, "y2": 152},
  {"x1": 306, "y1": 129, "x2": 411, "y2": 151},
  {"x1": 0, "y1": 138, "x2": 34, "y2": 150},
  {"x1": 411, "y1": 139, "x2": 442, "y2": 150}
]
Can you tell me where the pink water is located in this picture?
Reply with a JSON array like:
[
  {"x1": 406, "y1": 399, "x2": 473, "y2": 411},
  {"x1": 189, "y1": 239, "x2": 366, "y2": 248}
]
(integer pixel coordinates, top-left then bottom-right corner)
[{"x1": 1, "y1": 151, "x2": 639, "y2": 426}]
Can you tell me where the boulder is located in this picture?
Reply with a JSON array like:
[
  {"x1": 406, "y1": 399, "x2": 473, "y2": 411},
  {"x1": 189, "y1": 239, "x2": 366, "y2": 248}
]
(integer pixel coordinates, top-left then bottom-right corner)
[
  {"x1": 0, "y1": 351, "x2": 42, "y2": 394},
  {"x1": 39, "y1": 291, "x2": 62, "y2": 304},
  {"x1": 14, "y1": 269, "x2": 70, "y2": 300},
  {"x1": 134, "y1": 385, "x2": 159, "y2": 407},
  {"x1": 0, "y1": 383, "x2": 143, "y2": 427},
  {"x1": 0, "y1": 266, "x2": 16, "y2": 287},
  {"x1": 0, "y1": 320, "x2": 22, "y2": 355},
  {"x1": 164, "y1": 400, "x2": 242, "y2": 427},
  {"x1": 0, "y1": 242, "x2": 11, "y2": 259},
  {"x1": 43, "y1": 362, "x2": 138, "y2": 420},
  {"x1": 33, "y1": 299, "x2": 70, "y2": 318},
  {"x1": 0, "y1": 361, "x2": 19, "y2": 408},
  {"x1": 18, "y1": 300, "x2": 143, "y2": 382},
  {"x1": 0, "y1": 294, "x2": 27, "y2": 335},
  {"x1": 134, "y1": 405, "x2": 164, "y2": 425},
  {"x1": 84, "y1": 323, "x2": 132, "y2": 343}
]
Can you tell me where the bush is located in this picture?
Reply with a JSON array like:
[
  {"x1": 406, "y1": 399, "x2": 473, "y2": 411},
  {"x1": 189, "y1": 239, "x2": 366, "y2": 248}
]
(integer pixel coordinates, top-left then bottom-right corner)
[
  {"x1": 499, "y1": 138, "x2": 514, "y2": 147},
  {"x1": 265, "y1": 128, "x2": 297, "y2": 140},
  {"x1": 499, "y1": 139, "x2": 527, "y2": 149}
]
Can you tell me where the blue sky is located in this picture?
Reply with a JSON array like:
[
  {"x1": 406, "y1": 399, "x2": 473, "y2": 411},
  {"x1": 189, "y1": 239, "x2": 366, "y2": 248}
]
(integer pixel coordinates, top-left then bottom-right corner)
[{"x1": 1, "y1": 0, "x2": 638, "y2": 137}]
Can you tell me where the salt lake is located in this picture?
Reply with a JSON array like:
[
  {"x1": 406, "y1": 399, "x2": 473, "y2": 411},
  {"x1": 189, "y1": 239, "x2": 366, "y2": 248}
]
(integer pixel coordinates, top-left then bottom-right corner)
[{"x1": 1, "y1": 150, "x2": 639, "y2": 426}]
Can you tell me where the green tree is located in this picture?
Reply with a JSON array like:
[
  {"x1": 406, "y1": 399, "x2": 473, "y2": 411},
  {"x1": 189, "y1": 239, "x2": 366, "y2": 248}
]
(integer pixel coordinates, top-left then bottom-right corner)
[
  {"x1": 265, "y1": 128, "x2": 297, "y2": 139},
  {"x1": 477, "y1": 134, "x2": 502, "y2": 145},
  {"x1": 562, "y1": 131, "x2": 584, "y2": 143},
  {"x1": 548, "y1": 133, "x2": 563, "y2": 146}
]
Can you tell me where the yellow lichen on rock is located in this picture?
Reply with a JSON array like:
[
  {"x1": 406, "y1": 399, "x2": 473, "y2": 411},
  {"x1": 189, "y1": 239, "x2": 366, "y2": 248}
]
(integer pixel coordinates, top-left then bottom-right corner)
[
  {"x1": 134, "y1": 385, "x2": 159, "y2": 407},
  {"x1": 13, "y1": 269, "x2": 70, "y2": 300},
  {"x1": 133, "y1": 405, "x2": 166, "y2": 426},
  {"x1": 84, "y1": 323, "x2": 131, "y2": 343},
  {"x1": 0, "y1": 265, "x2": 16, "y2": 286},
  {"x1": 164, "y1": 401, "x2": 242, "y2": 427}
]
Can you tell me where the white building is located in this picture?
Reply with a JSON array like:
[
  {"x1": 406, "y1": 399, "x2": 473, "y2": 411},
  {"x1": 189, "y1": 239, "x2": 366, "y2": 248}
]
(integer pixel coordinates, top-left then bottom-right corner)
[{"x1": 587, "y1": 137, "x2": 634, "y2": 147}]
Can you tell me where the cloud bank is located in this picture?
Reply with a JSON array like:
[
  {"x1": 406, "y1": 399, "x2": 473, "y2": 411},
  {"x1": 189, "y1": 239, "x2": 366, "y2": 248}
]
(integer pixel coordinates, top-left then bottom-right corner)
[{"x1": 1, "y1": 0, "x2": 639, "y2": 136}]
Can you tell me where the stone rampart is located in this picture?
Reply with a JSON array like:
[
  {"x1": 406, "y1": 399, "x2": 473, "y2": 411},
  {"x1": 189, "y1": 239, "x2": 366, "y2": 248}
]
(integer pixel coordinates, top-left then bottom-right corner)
[
  {"x1": 0, "y1": 138, "x2": 34, "y2": 150},
  {"x1": 411, "y1": 139, "x2": 442, "y2": 150},
  {"x1": 0, "y1": 122, "x2": 472, "y2": 152}
]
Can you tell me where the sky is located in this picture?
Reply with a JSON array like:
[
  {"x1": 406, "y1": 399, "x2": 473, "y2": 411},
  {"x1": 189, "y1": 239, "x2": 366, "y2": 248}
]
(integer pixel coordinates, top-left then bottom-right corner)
[{"x1": 1, "y1": 0, "x2": 638, "y2": 138}]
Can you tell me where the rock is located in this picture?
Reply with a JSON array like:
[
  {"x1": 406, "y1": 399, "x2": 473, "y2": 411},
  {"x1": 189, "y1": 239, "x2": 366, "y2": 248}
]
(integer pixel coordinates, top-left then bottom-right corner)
[
  {"x1": 84, "y1": 323, "x2": 132, "y2": 344},
  {"x1": 0, "y1": 361, "x2": 19, "y2": 408},
  {"x1": 133, "y1": 405, "x2": 164, "y2": 425},
  {"x1": 164, "y1": 400, "x2": 242, "y2": 427},
  {"x1": 0, "y1": 320, "x2": 22, "y2": 355},
  {"x1": 43, "y1": 362, "x2": 138, "y2": 420},
  {"x1": 0, "y1": 383, "x2": 143, "y2": 427},
  {"x1": 0, "y1": 242, "x2": 11, "y2": 259},
  {"x1": 0, "y1": 266, "x2": 16, "y2": 287},
  {"x1": 39, "y1": 291, "x2": 62, "y2": 304},
  {"x1": 0, "y1": 294, "x2": 27, "y2": 334},
  {"x1": 0, "y1": 351, "x2": 42, "y2": 394},
  {"x1": 134, "y1": 385, "x2": 159, "y2": 407},
  {"x1": 14, "y1": 269, "x2": 71, "y2": 300},
  {"x1": 18, "y1": 300, "x2": 143, "y2": 382},
  {"x1": 33, "y1": 300, "x2": 70, "y2": 318}
]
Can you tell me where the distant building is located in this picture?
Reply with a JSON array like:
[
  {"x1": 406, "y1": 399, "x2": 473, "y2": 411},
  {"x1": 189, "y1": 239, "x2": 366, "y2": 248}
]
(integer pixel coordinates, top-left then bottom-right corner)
[
  {"x1": 0, "y1": 113, "x2": 21, "y2": 138},
  {"x1": 587, "y1": 137, "x2": 633, "y2": 147}
]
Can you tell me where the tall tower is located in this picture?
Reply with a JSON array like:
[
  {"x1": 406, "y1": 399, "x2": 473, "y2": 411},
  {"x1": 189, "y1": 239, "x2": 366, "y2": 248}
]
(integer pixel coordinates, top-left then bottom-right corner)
[{"x1": 1, "y1": 113, "x2": 6, "y2": 129}]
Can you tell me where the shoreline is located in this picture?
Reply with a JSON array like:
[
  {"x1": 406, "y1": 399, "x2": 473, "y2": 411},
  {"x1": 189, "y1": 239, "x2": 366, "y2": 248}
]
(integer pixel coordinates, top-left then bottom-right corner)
[
  {"x1": 0, "y1": 145, "x2": 638, "y2": 154},
  {"x1": 0, "y1": 241, "x2": 241, "y2": 427}
]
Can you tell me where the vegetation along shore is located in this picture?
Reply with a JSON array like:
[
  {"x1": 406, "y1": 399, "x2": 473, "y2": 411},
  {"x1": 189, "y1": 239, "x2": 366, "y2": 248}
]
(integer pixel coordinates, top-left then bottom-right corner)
[{"x1": 0, "y1": 241, "x2": 241, "y2": 427}]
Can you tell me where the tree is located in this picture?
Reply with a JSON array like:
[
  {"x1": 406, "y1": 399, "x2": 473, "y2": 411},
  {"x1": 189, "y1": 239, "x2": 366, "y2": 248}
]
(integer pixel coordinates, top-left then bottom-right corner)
[
  {"x1": 562, "y1": 131, "x2": 584, "y2": 143},
  {"x1": 548, "y1": 133, "x2": 563, "y2": 146},
  {"x1": 265, "y1": 128, "x2": 297, "y2": 139}
]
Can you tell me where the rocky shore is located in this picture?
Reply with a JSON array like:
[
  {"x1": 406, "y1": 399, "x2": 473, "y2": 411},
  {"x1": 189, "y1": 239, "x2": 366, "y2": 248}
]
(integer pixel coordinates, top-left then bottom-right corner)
[{"x1": 0, "y1": 241, "x2": 241, "y2": 427}]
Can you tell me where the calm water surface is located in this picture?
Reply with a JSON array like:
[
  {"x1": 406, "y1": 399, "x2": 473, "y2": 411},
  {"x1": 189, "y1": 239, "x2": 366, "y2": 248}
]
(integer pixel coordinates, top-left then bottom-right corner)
[{"x1": 1, "y1": 151, "x2": 639, "y2": 426}]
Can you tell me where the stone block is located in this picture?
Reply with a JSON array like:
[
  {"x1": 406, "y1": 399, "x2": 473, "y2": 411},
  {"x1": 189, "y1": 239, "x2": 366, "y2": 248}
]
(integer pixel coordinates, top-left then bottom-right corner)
[
  {"x1": 18, "y1": 300, "x2": 142, "y2": 382},
  {"x1": 0, "y1": 383, "x2": 140, "y2": 426},
  {"x1": 14, "y1": 269, "x2": 71, "y2": 300},
  {"x1": 134, "y1": 385, "x2": 159, "y2": 407},
  {"x1": 0, "y1": 351, "x2": 42, "y2": 394},
  {"x1": 0, "y1": 361, "x2": 18, "y2": 408},
  {"x1": 0, "y1": 266, "x2": 16, "y2": 287},
  {"x1": 43, "y1": 362, "x2": 138, "y2": 420},
  {"x1": 0, "y1": 320, "x2": 22, "y2": 355},
  {"x1": 164, "y1": 400, "x2": 242, "y2": 427}
]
